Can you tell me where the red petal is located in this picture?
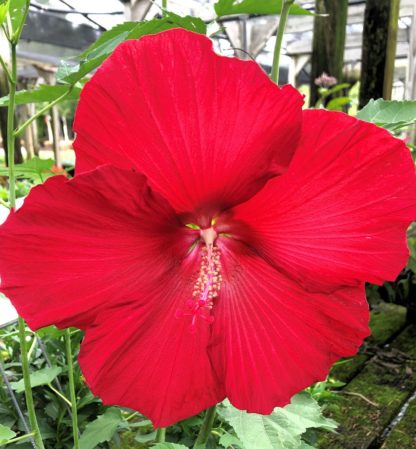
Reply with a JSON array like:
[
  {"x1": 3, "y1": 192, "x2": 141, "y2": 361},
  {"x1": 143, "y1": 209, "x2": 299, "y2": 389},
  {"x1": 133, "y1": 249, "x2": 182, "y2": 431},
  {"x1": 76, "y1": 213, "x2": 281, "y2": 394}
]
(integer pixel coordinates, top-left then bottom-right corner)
[
  {"x1": 79, "y1": 254, "x2": 224, "y2": 428},
  {"x1": 210, "y1": 243, "x2": 369, "y2": 413},
  {"x1": 0, "y1": 165, "x2": 189, "y2": 330},
  {"x1": 74, "y1": 29, "x2": 303, "y2": 216},
  {"x1": 230, "y1": 110, "x2": 416, "y2": 289}
]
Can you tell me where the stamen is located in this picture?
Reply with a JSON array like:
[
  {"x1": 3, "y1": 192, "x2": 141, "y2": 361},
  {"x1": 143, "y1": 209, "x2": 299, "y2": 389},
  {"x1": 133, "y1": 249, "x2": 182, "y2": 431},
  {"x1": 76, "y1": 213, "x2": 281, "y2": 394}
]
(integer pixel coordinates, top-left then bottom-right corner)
[{"x1": 176, "y1": 245, "x2": 222, "y2": 332}]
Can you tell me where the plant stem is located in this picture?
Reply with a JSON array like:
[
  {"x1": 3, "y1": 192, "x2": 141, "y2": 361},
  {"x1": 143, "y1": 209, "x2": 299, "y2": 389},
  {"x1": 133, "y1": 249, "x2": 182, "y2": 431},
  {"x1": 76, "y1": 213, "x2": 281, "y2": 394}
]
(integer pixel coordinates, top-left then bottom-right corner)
[
  {"x1": 0, "y1": 359, "x2": 36, "y2": 449},
  {"x1": 47, "y1": 383, "x2": 72, "y2": 407},
  {"x1": 0, "y1": 54, "x2": 12, "y2": 83},
  {"x1": 193, "y1": 405, "x2": 217, "y2": 449},
  {"x1": 6, "y1": 43, "x2": 16, "y2": 207},
  {"x1": 162, "y1": 0, "x2": 167, "y2": 16},
  {"x1": 14, "y1": 88, "x2": 72, "y2": 136},
  {"x1": 65, "y1": 329, "x2": 79, "y2": 449},
  {"x1": 155, "y1": 427, "x2": 166, "y2": 442},
  {"x1": 4, "y1": 432, "x2": 35, "y2": 446},
  {"x1": 270, "y1": 0, "x2": 294, "y2": 84},
  {"x1": 6, "y1": 5, "x2": 44, "y2": 448},
  {"x1": 18, "y1": 318, "x2": 45, "y2": 449}
]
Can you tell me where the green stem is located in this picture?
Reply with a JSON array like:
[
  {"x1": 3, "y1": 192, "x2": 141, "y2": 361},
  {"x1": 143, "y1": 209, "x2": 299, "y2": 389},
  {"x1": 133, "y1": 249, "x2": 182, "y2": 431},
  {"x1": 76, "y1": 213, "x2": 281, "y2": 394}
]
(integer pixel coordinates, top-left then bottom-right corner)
[
  {"x1": 0, "y1": 198, "x2": 10, "y2": 208},
  {"x1": 193, "y1": 405, "x2": 217, "y2": 449},
  {"x1": 10, "y1": 14, "x2": 44, "y2": 445},
  {"x1": 270, "y1": 0, "x2": 295, "y2": 84},
  {"x1": 3, "y1": 432, "x2": 35, "y2": 446},
  {"x1": 6, "y1": 43, "x2": 16, "y2": 208},
  {"x1": 18, "y1": 318, "x2": 45, "y2": 449},
  {"x1": 14, "y1": 88, "x2": 72, "y2": 136},
  {"x1": 65, "y1": 329, "x2": 79, "y2": 449},
  {"x1": 0, "y1": 54, "x2": 12, "y2": 84},
  {"x1": 162, "y1": 0, "x2": 167, "y2": 16},
  {"x1": 125, "y1": 411, "x2": 139, "y2": 421},
  {"x1": 47, "y1": 383, "x2": 72, "y2": 407},
  {"x1": 155, "y1": 427, "x2": 166, "y2": 442}
]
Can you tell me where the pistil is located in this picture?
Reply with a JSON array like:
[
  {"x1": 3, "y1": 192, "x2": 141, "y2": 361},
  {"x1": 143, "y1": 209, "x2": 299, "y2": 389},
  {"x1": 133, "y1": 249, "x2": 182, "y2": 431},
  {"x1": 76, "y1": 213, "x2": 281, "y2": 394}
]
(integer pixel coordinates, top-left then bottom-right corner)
[{"x1": 177, "y1": 227, "x2": 222, "y2": 331}]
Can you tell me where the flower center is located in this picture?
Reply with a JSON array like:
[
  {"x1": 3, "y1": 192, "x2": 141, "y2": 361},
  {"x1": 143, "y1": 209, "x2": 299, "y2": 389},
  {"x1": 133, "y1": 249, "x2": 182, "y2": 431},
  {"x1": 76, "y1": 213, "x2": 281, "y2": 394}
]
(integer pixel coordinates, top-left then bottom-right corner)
[{"x1": 176, "y1": 227, "x2": 222, "y2": 332}]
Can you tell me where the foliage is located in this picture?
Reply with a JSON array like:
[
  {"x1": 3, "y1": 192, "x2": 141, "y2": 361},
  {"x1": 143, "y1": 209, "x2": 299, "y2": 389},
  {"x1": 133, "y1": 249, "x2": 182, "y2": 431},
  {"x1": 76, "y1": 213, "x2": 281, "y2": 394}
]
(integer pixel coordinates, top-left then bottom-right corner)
[
  {"x1": 0, "y1": 424, "x2": 16, "y2": 444},
  {"x1": 0, "y1": 13, "x2": 206, "y2": 107},
  {"x1": 356, "y1": 99, "x2": 416, "y2": 131},
  {"x1": 0, "y1": 324, "x2": 106, "y2": 449},
  {"x1": 0, "y1": 157, "x2": 64, "y2": 183},
  {"x1": 315, "y1": 83, "x2": 351, "y2": 111},
  {"x1": 217, "y1": 394, "x2": 337, "y2": 449},
  {"x1": 214, "y1": 0, "x2": 313, "y2": 16},
  {"x1": 9, "y1": 0, "x2": 26, "y2": 37},
  {"x1": 0, "y1": 85, "x2": 82, "y2": 107},
  {"x1": 11, "y1": 366, "x2": 62, "y2": 393},
  {"x1": 0, "y1": 0, "x2": 10, "y2": 26},
  {"x1": 78, "y1": 408, "x2": 124, "y2": 449},
  {"x1": 57, "y1": 13, "x2": 207, "y2": 86}
]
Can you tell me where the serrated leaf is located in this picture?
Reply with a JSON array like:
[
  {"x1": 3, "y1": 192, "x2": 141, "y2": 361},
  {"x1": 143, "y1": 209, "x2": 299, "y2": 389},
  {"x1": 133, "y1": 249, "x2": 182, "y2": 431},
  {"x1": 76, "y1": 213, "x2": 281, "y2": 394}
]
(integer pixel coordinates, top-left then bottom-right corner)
[
  {"x1": 0, "y1": 0, "x2": 10, "y2": 26},
  {"x1": 0, "y1": 424, "x2": 16, "y2": 444},
  {"x1": 152, "y1": 444, "x2": 188, "y2": 449},
  {"x1": 0, "y1": 85, "x2": 81, "y2": 107},
  {"x1": 11, "y1": 366, "x2": 62, "y2": 393},
  {"x1": 219, "y1": 431, "x2": 243, "y2": 448},
  {"x1": 0, "y1": 157, "x2": 57, "y2": 182},
  {"x1": 79, "y1": 407, "x2": 123, "y2": 449},
  {"x1": 214, "y1": 0, "x2": 313, "y2": 16},
  {"x1": 356, "y1": 99, "x2": 416, "y2": 130},
  {"x1": 57, "y1": 13, "x2": 207, "y2": 84},
  {"x1": 218, "y1": 393, "x2": 337, "y2": 449}
]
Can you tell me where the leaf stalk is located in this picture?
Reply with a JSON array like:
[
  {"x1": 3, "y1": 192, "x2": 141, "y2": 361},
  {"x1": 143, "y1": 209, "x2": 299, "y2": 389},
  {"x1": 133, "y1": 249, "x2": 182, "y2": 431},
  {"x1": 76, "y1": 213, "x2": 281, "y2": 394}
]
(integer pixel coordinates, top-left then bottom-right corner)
[{"x1": 271, "y1": 0, "x2": 295, "y2": 84}]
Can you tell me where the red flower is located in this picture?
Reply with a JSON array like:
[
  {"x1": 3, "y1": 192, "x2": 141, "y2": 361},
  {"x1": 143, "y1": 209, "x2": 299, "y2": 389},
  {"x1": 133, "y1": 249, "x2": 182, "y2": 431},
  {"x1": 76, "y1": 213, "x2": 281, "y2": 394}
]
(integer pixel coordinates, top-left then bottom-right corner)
[{"x1": 1, "y1": 29, "x2": 415, "y2": 427}]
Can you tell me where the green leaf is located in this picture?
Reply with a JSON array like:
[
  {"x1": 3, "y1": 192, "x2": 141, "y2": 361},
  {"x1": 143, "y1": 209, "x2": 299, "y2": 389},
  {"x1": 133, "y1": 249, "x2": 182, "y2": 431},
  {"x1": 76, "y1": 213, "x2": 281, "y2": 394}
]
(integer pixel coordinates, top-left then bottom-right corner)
[
  {"x1": 35, "y1": 325, "x2": 66, "y2": 339},
  {"x1": 0, "y1": 157, "x2": 57, "y2": 182},
  {"x1": 152, "y1": 444, "x2": 189, "y2": 449},
  {"x1": 11, "y1": 366, "x2": 62, "y2": 393},
  {"x1": 299, "y1": 443, "x2": 315, "y2": 449},
  {"x1": 0, "y1": 0, "x2": 10, "y2": 26},
  {"x1": 356, "y1": 99, "x2": 416, "y2": 130},
  {"x1": 9, "y1": 0, "x2": 26, "y2": 35},
  {"x1": 326, "y1": 96, "x2": 351, "y2": 111},
  {"x1": 0, "y1": 424, "x2": 16, "y2": 444},
  {"x1": 318, "y1": 83, "x2": 350, "y2": 99},
  {"x1": 79, "y1": 407, "x2": 123, "y2": 449},
  {"x1": 219, "y1": 431, "x2": 243, "y2": 448},
  {"x1": 134, "y1": 430, "x2": 156, "y2": 443},
  {"x1": 0, "y1": 84, "x2": 81, "y2": 106},
  {"x1": 214, "y1": 0, "x2": 313, "y2": 17},
  {"x1": 57, "y1": 13, "x2": 207, "y2": 84},
  {"x1": 218, "y1": 393, "x2": 337, "y2": 449}
]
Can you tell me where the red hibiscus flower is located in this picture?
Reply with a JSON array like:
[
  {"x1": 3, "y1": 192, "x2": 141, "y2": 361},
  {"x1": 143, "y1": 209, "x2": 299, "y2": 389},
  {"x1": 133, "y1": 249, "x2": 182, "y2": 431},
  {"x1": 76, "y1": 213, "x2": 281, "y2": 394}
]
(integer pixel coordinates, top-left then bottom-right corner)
[{"x1": 1, "y1": 29, "x2": 415, "y2": 427}]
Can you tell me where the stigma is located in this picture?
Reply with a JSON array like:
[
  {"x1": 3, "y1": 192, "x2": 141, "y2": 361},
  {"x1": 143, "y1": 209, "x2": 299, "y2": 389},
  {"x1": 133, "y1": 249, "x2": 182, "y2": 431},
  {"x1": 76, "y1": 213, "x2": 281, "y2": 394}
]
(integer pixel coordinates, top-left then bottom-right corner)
[{"x1": 177, "y1": 227, "x2": 222, "y2": 331}]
